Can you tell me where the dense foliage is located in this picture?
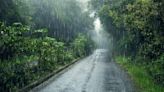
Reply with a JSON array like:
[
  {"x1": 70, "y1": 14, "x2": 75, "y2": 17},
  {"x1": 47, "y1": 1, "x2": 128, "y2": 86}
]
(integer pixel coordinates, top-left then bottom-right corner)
[
  {"x1": 0, "y1": 0, "x2": 94, "y2": 91},
  {"x1": 14, "y1": 0, "x2": 94, "y2": 42},
  {"x1": 0, "y1": 22, "x2": 94, "y2": 91},
  {"x1": 0, "y1": 0, "x2": 23, "y2": 25},
  {"x1": 91, "y1": 0, "x2": 164, "y2": 86}
]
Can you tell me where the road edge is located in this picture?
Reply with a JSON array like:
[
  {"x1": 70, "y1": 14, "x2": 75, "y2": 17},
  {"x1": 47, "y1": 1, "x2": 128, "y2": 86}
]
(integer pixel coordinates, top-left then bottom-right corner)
[
  {"x1": 19, "y1": 57, "x2": 85, "y2": 92},
  {"x1": 113, "y1": 57, "x2": 140, "y2": 92}
]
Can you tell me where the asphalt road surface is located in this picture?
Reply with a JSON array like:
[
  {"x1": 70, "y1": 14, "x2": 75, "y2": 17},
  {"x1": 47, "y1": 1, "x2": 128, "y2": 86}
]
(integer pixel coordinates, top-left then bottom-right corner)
[{"x1": 31, "y1": 49, "x2": 136, "y2": 92}]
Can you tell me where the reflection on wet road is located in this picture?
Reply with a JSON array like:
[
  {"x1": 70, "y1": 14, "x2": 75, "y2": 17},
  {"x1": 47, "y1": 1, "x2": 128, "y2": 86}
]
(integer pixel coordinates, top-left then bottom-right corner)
[{"x1": 31, "y1": 49, "x2": 136, "y2": 92}]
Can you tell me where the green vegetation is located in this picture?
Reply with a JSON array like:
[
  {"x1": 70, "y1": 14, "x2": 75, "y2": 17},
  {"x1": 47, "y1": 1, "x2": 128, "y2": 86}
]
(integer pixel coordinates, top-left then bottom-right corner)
[
  {"x1": 116, "y1": 56, "x2": 164, "y2": 92},
  {"x1": 91, "y1": 0, "x2": 164, "y2": 89},
  {"x1": 0, "y1": 0, "x2": 22, "y2": 25},
  {"x1": 14, "y1": 0, "x2": 93, "y2": 42},
  {"x1": 0, "y1": 22, "x2": 94, "y2": 91},
  {"x1": 0, "y1": 0, "x2": 95, "y2": 91},
  {"x1": 1, "y1": 0, "x2": 163, "y2": 91}
]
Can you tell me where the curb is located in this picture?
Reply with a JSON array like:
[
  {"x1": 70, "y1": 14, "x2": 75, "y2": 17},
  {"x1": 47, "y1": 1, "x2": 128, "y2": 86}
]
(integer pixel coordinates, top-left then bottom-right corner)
[{"x1": 19, "y1": 57, "x2": 84, "y2": 92}]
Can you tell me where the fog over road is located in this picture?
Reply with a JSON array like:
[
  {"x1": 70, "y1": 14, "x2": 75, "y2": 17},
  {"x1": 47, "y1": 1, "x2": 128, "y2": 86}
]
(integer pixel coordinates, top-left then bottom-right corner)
[{"x1": 31, "y1": 49, "x2": 136, "y2": 92}]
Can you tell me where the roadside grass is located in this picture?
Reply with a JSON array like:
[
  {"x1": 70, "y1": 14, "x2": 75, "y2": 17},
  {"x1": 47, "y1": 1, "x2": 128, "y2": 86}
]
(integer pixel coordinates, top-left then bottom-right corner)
[{"x1": 115, "y1": 56, "x2": 164, "y2": 92}]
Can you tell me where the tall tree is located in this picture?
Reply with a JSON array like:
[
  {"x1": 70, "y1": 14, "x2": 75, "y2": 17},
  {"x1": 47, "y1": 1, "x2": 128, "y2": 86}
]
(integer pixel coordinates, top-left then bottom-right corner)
[{"x1": 0, "y1": 0, "x2": 22, "y2": 25}]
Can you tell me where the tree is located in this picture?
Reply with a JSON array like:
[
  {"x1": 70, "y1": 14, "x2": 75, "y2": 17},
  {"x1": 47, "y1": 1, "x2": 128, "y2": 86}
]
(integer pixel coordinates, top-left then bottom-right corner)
[{"x1": 0, "y1": 0, "x2": 23, "y2": 25}]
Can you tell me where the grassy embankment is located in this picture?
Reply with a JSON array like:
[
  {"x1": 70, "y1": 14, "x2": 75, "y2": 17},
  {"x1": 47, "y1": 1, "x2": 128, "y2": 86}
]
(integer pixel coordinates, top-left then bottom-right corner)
[{"x1": 115, "y1": 56, "x2": 164, "y2": 92}]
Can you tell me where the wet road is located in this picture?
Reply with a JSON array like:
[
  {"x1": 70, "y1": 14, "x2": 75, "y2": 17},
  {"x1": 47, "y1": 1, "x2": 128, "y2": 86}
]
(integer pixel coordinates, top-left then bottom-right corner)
[{"x1": 31, "y1": 49, "x2": 136, "y2": 92}]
